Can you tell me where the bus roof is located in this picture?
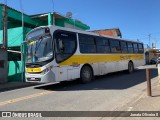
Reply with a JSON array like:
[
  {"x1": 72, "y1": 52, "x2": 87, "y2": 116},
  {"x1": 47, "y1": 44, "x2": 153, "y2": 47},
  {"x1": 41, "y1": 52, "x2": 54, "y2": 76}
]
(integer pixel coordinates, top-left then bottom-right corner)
[{"x1": 27, "y1": 25, "x2": 143, "y2": 44}]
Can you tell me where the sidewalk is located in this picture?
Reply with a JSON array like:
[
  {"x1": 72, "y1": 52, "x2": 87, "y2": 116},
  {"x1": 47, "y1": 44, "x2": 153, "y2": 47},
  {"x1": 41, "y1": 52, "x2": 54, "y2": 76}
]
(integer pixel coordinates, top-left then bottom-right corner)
[
  {"x1": 128, "y1": 77, "x2": 160, "y2": 111},
  {"x1": 0, "y1": 82, "x2": 38, "y2": 92},
  {"x1": 111, "y1": 76, "x2": 160, "y2": 120}
]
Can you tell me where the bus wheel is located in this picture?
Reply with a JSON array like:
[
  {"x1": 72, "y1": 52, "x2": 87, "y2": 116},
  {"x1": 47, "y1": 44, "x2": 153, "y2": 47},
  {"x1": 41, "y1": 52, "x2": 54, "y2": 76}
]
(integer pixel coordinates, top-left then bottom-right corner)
[
  {"x1": 80, "y1": 66, "x2": 93, "y2": 83},
  {"x1": 128, "y1": 62, "x2": 134, "y2": 73}
]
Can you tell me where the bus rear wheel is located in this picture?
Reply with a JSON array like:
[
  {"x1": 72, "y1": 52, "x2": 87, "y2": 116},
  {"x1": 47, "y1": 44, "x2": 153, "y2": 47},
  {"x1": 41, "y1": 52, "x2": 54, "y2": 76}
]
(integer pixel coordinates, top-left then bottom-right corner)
[
  {"x1": 128, "y1": 62, "x2": 134, "y2": 73},
  {"x1": 80, "y1": 66, "x2": 93, "y2": 84}
]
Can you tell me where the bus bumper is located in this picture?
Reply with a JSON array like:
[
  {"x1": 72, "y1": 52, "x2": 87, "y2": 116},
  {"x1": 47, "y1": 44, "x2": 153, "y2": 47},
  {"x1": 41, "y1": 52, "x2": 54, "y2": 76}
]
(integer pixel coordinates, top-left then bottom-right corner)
[{"x1": 25, "y1": 70, "x2": 56, "y2": 83}]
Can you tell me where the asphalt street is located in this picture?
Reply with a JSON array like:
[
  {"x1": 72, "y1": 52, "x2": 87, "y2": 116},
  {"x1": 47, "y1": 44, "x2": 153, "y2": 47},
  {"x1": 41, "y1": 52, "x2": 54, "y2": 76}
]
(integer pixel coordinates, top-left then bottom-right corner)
[{"x1": 0, "y1": 65, "x2": 158, "y2": 120}]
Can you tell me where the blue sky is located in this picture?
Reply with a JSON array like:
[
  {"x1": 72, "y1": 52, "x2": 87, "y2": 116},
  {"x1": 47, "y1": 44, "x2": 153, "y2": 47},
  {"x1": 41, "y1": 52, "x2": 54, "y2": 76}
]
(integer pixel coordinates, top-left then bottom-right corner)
[{"x1": 1, "y1": 0, "x2": 160, "y2": 48}]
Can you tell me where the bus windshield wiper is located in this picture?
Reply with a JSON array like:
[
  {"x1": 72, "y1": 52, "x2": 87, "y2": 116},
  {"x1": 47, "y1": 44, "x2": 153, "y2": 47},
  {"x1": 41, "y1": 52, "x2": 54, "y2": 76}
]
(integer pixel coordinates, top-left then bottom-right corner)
[{"x1": 34, "y1": 37, "x2": 43, "y2": 55}]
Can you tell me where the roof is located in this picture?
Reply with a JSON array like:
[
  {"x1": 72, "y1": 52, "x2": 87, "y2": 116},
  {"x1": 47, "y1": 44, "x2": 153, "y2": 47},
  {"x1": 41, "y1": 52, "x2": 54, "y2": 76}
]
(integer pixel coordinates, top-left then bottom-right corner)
[
  {"x1": 91, "y1": 28, "x2": 122, "y2": 38},
  {"x1": 0, "y1": 4, "x2": 89, "y2": 30},
  {"x1": 30, "y1": 12, "x2": 89, "y2": 29},
  {"x1": 0, "y1": 4, "x2": 28, "y2": 16},
  {"x1": 30, "y1": 12, "x2": 65, "y2": 19}
]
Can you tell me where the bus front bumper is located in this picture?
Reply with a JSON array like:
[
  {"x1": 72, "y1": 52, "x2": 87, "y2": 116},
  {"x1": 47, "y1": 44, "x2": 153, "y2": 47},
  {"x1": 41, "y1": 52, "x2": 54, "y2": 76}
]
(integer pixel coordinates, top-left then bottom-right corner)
[{"x1": 25, "y1": 70, "x2": 56, "y2": 83}]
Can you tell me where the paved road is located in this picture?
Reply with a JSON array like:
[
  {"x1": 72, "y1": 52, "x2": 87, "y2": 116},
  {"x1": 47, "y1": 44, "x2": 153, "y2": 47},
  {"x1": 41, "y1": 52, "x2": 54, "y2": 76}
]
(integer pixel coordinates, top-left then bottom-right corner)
[{"x1": 0, "y1": 65, "x2": 158, "y2": 120}]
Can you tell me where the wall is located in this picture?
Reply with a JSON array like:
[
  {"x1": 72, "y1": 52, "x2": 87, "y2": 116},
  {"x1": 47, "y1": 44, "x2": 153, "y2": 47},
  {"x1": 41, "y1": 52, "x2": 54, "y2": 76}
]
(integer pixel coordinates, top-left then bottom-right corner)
[
  {"x1": 64, "y1": 23, "x2": 83, "y2": 30},
  {"x1": 8, "y1": 61, "x2": 22, "y2": 82},
  {"x1": 0, "y1": 27, "x2": 31, "y2": 82},
  {"x1": 55, "y1": 18, "x2": 90, "y2": 30},
  {"x1": 94, "y1": 30, "x2": 117, "y2": 37},
  {"x1": 0, "y1": 27, "x2": 32, "y2": 47}
]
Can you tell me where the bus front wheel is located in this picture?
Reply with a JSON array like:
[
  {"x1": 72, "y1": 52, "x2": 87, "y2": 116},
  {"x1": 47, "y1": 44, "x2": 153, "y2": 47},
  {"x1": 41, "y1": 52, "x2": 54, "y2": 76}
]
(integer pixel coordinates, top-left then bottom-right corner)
[
  {"x1": 80, "y1": 66, "x2": 93, "y2": 84},
  {"x1": 128, "y1": 62, "x2": 134, "y2": 73}
]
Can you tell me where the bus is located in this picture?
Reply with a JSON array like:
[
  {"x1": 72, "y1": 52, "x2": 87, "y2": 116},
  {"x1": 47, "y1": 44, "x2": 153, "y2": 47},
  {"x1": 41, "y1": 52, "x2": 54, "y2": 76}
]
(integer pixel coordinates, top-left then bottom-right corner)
[
  {"x1": 145, "y1": 48, "x2": 160, "y2": 64},
  {"x1": 25, "y1": 25, "x2": 145, "y2": 83}
]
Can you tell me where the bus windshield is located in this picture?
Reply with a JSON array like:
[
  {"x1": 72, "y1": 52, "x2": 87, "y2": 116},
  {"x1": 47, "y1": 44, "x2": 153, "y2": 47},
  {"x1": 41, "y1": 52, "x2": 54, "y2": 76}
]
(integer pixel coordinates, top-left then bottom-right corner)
[{"x1": 26, "y1": 35, "x2": 53, "y2": 63}]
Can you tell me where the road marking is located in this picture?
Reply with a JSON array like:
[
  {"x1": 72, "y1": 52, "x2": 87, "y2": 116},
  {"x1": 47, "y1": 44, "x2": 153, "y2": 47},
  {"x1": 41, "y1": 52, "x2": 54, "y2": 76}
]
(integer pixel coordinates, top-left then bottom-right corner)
[
  {"x1": 0, "y1": 91, "x2": 54, "y2": 107},
  {"x1": 127, "y1": 107, "x2": 133, "y2": 111}
]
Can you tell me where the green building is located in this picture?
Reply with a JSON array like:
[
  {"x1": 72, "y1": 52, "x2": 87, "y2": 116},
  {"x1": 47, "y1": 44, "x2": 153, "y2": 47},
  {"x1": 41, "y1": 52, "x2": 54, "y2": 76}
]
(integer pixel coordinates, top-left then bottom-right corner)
[{"x1": 0, "y1": 4, "x2": 90, "y2": 82}]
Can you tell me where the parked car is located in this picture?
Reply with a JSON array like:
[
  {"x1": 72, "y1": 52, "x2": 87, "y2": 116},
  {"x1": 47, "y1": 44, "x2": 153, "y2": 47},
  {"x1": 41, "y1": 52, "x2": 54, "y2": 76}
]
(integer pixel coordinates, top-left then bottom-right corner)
[{"x1": 150, "y1": 58, "x2": 157, "y2": 64}]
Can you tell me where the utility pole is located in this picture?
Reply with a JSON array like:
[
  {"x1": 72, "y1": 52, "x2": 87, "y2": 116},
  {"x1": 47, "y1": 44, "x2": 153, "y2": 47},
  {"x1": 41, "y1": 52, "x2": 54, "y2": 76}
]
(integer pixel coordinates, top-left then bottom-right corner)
[
  {"x1": 19, "y1": 0, "x2": 25, "y2": 81},
  {"x1": 2, "y1": 3, "x2": 8, "y2": 82},
  {"x1": 155, "y1": 36, "x2": 157, "y2": 48},
  {"x1": 148, "y1": 34, "x2": 151, "y2": 48},
  {"x1": 2, "y1": 4, "x2": 8, "y2": 49}
]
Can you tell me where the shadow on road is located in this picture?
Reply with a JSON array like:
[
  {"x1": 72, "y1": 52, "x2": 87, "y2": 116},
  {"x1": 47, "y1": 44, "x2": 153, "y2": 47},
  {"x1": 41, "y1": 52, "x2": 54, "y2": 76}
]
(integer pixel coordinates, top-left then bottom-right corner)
[
  {"x1": 35, "y1": 68, "x2": 158, "y2": 91},
  {"x1": 0, "y1": 82, "x2": 40, "y2": 93}
]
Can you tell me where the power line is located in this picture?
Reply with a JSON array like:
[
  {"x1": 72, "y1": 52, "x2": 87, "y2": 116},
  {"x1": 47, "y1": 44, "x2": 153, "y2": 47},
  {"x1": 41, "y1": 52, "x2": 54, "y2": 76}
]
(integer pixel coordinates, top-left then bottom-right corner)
[
  {"x1": 124, "y1": 31, "x2": 160, "y2": 39},
  {"x1": 19, "y1": 0, "x2": 24, "y2": 28},
  {"x1": 51, "y1": 0, "x2": 54, "y2": 12},
  {"x1": 148, "y1": 34, "x2": 151, "y2": 48}
]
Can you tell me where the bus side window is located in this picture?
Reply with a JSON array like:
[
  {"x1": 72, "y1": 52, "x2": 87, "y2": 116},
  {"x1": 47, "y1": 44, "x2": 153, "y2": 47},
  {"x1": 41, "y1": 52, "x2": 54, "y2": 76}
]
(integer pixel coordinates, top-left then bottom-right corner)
[
  {"x1": 120, "y1": 41, "x2": 128, "y2": 53},
  {"x1": 110, "y1": 39, "x2": 121, "y2": 53},
  {"x1": 79, "y1": 34, "x2": 96, "y2": 53},
  {"x1": 138, "y1": 43, "x2": 144, "y2": 53},
  {"x1": 127, "y1": 42, "x2": 133, "y2": 53},
  {"x1": 95, "y1": 37, "x2": 110, "y2": 53},
  {"x1": 133, "y1": 43, "x2": 138, "y2": 53}
]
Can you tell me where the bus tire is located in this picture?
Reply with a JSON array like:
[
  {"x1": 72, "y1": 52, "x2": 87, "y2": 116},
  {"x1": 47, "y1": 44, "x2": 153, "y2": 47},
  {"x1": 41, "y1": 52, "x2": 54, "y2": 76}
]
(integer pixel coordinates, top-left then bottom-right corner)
[
  {"x1": 128, "y1": 61, "x2": 134, "y2": 73},
  {"x1": 80, "y1": 66, "x2": 93, "y2": 84}
]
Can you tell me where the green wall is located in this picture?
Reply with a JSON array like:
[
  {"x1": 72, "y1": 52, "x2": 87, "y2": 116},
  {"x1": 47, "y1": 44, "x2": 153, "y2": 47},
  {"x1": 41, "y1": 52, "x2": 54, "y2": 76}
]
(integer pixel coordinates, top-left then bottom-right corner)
[
  {"x1": 8, "y1": 61, "x2": 22, "y2": 82},
  {"x1": 0, "y1": 27, "x2": 31, "y2": 47},
  {"x1": 55, "y1": 18, "x2": 90, "y2": 30},
  {"x1": 0, "y1": 26, "x2": 31, "y2": 82}
]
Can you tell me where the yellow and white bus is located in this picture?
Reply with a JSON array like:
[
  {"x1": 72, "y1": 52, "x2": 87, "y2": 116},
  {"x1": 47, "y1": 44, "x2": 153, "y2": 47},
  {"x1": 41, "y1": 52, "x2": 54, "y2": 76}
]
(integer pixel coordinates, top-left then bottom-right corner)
[{"x1": 25, "y1": 25, "x2": 145, "y2": 83}]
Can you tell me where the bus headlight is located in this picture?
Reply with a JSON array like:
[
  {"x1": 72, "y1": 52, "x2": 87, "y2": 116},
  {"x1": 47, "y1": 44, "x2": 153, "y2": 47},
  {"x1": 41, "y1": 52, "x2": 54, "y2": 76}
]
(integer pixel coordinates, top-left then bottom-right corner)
[{"x1": 41, "y1": 68, "x2": 50, "y2": 75}]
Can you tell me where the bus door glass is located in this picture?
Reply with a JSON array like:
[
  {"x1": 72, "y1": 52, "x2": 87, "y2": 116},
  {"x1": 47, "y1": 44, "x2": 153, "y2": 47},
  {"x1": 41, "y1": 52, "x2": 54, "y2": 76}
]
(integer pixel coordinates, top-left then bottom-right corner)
[{"x1": 54, "y1": 30, "x2": 78, "y2": 81}]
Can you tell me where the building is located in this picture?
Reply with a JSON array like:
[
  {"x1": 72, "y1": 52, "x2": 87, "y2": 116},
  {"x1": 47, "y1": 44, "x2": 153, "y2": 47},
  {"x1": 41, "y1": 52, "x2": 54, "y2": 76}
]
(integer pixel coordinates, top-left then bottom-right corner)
[
  {"x1": 0, "y1": 4, "x2": 90, "y2": 82},
  {"x1": 91, "y1": 28, "x2": 122, "y2": 38}
]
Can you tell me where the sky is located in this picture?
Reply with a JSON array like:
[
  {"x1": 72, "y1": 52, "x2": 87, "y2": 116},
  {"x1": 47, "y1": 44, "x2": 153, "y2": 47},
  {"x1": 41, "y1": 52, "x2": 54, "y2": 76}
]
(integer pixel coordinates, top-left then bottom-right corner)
[{"x1": 1, "y1": 0, "x2": 160, "y2": 48}]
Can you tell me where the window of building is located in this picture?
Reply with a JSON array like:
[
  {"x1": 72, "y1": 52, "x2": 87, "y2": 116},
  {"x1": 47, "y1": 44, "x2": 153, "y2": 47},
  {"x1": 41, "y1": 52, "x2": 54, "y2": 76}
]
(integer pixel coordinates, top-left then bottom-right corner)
[{"x1": 8, "y1": 52, "x2": 21, "y2": 61}]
